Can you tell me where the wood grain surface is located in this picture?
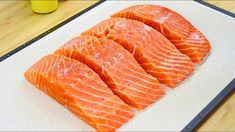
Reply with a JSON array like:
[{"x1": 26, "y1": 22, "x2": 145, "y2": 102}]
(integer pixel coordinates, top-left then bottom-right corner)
[{"x1": 0, "y1": 0, "x2": 234, "y2": 131}]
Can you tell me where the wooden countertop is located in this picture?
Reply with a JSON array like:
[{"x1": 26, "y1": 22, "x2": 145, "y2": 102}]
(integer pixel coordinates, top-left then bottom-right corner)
[
  {"x1": 0, "y1": 0, "x2": 98, "y2": 57},
  {"x1": 0, "y1": 0, "x2": 234, "y2": 131}
]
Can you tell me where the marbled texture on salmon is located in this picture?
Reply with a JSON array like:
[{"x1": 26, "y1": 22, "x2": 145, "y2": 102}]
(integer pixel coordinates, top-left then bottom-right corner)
[
  {"x1": 82, "y1": 18, "x2": 194, "y2": 88},
  {"x1": 55, "y1": 35, "x2": 165, "y2": 110},
  {"x1": 24, "y1": 54, "x2": 135, "y2": 132},
  {"x1": 111, "y1": 4, "x2": 211, "y2": 64},
  {"x1": 24, "y1": 4, "x2": 212, "y2": 131}
]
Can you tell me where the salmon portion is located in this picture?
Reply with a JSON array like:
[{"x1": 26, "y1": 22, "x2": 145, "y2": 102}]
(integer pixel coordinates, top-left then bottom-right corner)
[
  {"x1": 82, "y1": 18, "x2": 194, "y2": 88},
  {"x1": 24, "y1": 54, "x2": 134, "y2": 132},
  {"x1": 55, "y1": 35, "x2": 165, "y2": 110},
  {"x1": 111, "y1": 5, "x2": 211, "y2": 64}
]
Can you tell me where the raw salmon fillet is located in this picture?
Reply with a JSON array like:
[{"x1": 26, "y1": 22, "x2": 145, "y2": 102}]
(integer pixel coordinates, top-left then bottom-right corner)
[
  {"x1": 112, "y1": 5, "x2": 211, "y2": 64},
  {"x1": 82, "y1": 18, "x2": 194, "y2": 88},
  {"x1": 55, "y1": 35, "x2": 165, "y2": 110},
  {"x1": 24, "y1": 54, "x2": 134, "y2": 132}
]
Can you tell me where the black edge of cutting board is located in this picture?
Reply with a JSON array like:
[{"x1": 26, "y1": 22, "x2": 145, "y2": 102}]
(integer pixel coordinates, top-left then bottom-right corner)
[
  {"x1": 182, "y1": 79, "x2": 235, "y2": 131},
  {"x1": 1, "y1": 0, "x2": 235, "y2": 131},
  {"x1": 195, "y1": 0, "x2": 235, "y2": 18}
]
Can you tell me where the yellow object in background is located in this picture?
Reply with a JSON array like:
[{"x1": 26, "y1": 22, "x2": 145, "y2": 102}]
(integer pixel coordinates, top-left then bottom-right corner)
[{"x1": 30, "y1": 0, "x2": 58, "y2": 13}]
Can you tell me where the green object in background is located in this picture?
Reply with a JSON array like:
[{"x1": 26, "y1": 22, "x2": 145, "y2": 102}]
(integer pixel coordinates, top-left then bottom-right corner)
[{"x1": 30, "y1": 0, "x2": 58, "y2": 13}]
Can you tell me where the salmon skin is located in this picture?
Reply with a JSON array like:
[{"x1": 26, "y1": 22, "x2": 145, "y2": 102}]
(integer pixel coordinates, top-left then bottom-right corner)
[
  {"x1": 55, "y1": 35, "x2": 165, "y2": 110},
  {"x1": 111, "y1": 4, "x2": 211, "y2": 64},
  {"x1": 24, "y1": 54, "x2": 135, "y2": 132},
  {"x1": 82, "y1": 18, "x2": 194, "y2": 88}
]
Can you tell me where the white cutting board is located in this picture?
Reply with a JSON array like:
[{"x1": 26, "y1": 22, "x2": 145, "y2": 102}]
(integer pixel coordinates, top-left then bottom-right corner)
[{"x1": 0, "y1": 1, "x2": 235, "y2": 131}]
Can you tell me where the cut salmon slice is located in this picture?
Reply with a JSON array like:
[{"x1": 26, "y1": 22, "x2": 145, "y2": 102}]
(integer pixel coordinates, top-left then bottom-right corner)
[
  {"x1": 55, "y1": 35, "x2": 165, "y2": 110},
  {"x1": 82, "y1": 18, "x2": 194, "y2": 88},
  {"x1": 111, "y1": 5, "x2": 211, "y2": 64},
  {"x1": 24, "y1": 54, "x2": 134, "y2": 132}
]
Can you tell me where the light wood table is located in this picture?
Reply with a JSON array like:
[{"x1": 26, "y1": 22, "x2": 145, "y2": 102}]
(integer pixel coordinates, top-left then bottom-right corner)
[
  {"x1": 0, "y1": 0, "x2": 98, "y2": 57},
  {"x1": 0, "y1": 0, "x2": 234, "y2": 131}
]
